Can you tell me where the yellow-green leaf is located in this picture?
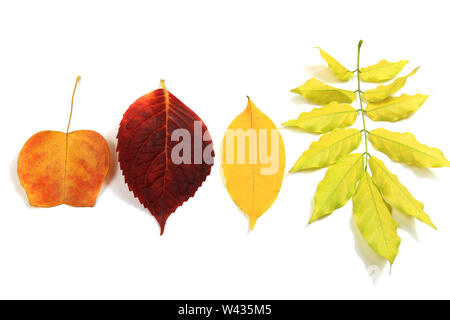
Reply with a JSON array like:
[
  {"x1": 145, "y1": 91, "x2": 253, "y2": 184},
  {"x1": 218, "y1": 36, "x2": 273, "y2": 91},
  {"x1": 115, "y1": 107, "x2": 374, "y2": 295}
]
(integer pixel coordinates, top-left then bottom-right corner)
[
  {"x1": 221, "y1": 98, "x2": 286, "y2": 230},
  {"x1": 290, "y1": 129, "x2": 361, "y2": 172},
  {"x1": 310, "y1": 153, "x2": 364, "y2": 223},
  {"x1": 282, "y1": 103, "x2": 358, "y2": 133},
  {"x1": 362, "y1": 67, "x2": 419, "y2": 103},
  {"x1": 360, "y1": 59, "x2": 409, "y2": 83},
  {"x1": 317, "y1": 47, "x2": 354, "y2": 81},
  {"x1": 365, "y1": 94, "x2": 429, "y2": 122},
  {"x1": 353, "y1": 172, "x2": 401, "y2": 265},
  {"x1": 369, "y1": 156, "x2": 436, "y2": 229},
  {"x1": 369, "y1": 128, "x2": 450, "y2": 167},
  {"x1": 291, "y1": 78, "x2": 356, "y2": 105}
]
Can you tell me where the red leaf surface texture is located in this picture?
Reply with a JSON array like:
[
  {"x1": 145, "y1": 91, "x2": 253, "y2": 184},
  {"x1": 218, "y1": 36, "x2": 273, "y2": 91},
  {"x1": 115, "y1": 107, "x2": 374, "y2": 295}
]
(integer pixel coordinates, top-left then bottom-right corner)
[{"x1": 117, "y1": 82, "x2": 214, "y2": 234}]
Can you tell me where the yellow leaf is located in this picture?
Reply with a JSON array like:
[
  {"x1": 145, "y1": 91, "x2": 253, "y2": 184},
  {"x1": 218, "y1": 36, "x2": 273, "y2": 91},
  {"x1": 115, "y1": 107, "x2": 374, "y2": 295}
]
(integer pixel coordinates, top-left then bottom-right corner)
[
  {"x1": 369, "y1": 156, "x2": 436, "y2": 229},
  {"x1": 362, "y1": 67, "x2": 419, "y2": 103},
  {"x1": 290, "y1": 128, "x2": 361, "y2": 172},
  {"x1": 282, "y1": 102, "x2": 358, "y2": 133},
  {"x1": 353, "y1": 172, "x2": 401, "y2": 265},
  {"x1": 291, "y1": 78, "x2": 356, "y2": 105},
  {"x1": 317, "y1": 47, "x2": 354, "y2": 81},
  {"x1": 221, "y1": 98, "x2": 286, "y2": 230},
  {"x1": 360, "y1": 59, "x2": 409, "y2": 83},
  {"x1": 365, "y1": 94, "x2": 428, "y2": 122},
  {"x1": 310, "y1": 153, "x2": 364, "y2": 223},
  {"x1": 369, "y1": 128, "x2": 450, "y2": 167}
]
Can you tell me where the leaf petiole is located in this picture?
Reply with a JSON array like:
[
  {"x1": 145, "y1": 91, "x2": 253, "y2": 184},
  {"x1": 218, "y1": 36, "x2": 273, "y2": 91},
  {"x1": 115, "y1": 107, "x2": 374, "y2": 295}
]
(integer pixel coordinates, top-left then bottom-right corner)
[{"x1": 67, "y1": 76, "x2": 81, "y2": 134}]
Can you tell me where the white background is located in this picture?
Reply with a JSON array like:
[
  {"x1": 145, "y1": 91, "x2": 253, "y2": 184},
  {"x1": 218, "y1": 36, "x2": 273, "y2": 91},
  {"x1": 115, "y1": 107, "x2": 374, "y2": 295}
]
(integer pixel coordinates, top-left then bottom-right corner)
[{"x1": 1, "y1": 0, "x2": 450, "y2": 300}]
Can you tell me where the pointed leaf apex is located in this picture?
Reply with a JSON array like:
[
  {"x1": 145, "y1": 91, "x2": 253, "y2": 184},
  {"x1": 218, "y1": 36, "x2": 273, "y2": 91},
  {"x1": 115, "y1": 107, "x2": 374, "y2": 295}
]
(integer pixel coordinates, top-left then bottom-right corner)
[{"x1": 249, "y1": 216, "x2": 257, "y2": 230}]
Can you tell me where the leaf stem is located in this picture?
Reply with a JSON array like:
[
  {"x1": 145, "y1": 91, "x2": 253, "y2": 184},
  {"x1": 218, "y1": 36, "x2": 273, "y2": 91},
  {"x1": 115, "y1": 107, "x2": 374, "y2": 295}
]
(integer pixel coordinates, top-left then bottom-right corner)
[
  {"x1": 67, "y1": 76, "x2": 81, "y2": 134},
  {"x1": 357, "y1": 40, "x2": 369, "y2": 170}
]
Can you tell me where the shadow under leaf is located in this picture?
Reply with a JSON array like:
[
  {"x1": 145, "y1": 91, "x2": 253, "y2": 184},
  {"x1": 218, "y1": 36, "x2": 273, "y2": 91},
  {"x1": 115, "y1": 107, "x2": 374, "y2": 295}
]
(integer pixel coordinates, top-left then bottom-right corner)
[{"x1": 350, "y1": 216, "x2": 387, "y2": 283}]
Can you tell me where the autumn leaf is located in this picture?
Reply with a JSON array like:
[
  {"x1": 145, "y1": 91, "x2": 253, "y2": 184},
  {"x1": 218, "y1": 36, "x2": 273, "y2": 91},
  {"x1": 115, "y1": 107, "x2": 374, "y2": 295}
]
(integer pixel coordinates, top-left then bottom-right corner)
[
  {"x1": 116, "y1": 80, "x2": 214, "y2": 235},
  {"x1": 360, "y1": 59, "x2": 409, "y2": 83},
  {"x1": 290, "y1": 128, "x2": 361, "y2": 172},
  {"x1": 288, "y1": 40, "x2": 446, "y2": 270},
  {"x1": 310, "y1": 153, "x2": 364, "y2": 223},
  {"x1": 365, "y1": 94, "x2": 429, "y2": 122},
  {"x1": 17, "y1": 76, "x2": 110, "y2": 207},
  {"x1": 291, "y1": 78, "x2": 356, "y2": 105},
  {"x1": 221, "y1": 98, "x2": 285, "y2": 229},
  {"x1": 353, "y1": 172, "x2": 401, "y2": 265},
  {"x1": 362, "y1": 67, "x2": 419, "y2": 103},
  {"x1": 316, "y1": 47, "x2": 354, "y2": 81},
  {"x1": 369, "y1": 156, "x2": 436, "y2": 229},
  {"x1": 282, "y1": 103, "x2": 358, "y2": 133},
  {"x1": 368, "y1": 128, "x2": 450, "y2": 167}
]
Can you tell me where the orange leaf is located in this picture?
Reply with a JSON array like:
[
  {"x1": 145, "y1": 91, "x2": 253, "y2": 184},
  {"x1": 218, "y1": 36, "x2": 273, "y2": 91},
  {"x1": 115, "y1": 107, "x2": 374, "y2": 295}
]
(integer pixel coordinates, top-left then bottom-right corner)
[{"x1": 17, "y1": 76, "x2": 110, "y2": 207}]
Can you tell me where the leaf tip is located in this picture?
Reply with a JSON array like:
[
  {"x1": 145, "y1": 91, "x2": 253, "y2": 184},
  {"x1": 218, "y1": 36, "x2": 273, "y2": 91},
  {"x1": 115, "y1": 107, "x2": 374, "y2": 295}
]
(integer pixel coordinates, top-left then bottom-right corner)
[
  {"x1": 156, "y1": 215, "x2": 167, "y2": 236},
  {"x1": 249, "y1": 216, "x2": 257, "y2": 230}
]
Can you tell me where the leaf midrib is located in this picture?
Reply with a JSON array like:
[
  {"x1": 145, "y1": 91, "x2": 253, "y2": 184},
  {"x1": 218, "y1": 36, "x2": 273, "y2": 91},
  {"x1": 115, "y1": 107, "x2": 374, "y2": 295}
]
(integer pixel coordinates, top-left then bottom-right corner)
[
  {"x1": 301, "y1": 110, "x2": 357, "y2": 121},
  {"x1": 366, "y1": 96, "x2": 423, "y2": 113},
  {"x1": 371, "y1": 157, "x2": 421, "y2": 213},
  {"x1": 320, "y1": 154, "x2": 363, "y2": 209},
  {"x1": 361, "y1": 61, "x2": 404, "y2": 74},
  {"x1": 365, "y1": 175, "x2": 392, "y2": 257},
  {"x1": 370, "y1": 131, "x2": 440, "y2": 161},
  {"x1": 305, "y1": 131, "x2": 361, "y2": 164}
]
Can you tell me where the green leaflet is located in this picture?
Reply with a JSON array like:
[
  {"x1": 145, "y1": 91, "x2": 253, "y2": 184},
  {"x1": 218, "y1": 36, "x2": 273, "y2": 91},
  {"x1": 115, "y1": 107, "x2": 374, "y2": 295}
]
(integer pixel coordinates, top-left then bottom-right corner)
[
  {"x1": 290, "y1": 129, "x2": 361, "y2": 172},
  {"x1": 369, "y1": 156, "x2": 436, "y2": 229},
  {"x1": 291, "y1": 78, "x2": 356, "y2": 105},
  {"x1": 365, "y1": 94, "x2": 429, "y2": 122},
  {"x1": 283, "y1": 103, "x2": 358, "y2": 133},
  {"x1": 317, "y1": 47, "x2": 354, "y2": 81},
  {"x1": 360, "y1": 59, "x2": 409, "y2": 83},
  {"x1": 362, "y1": 67, "x2": 419, "y2": 103},
  {"x1": 310, "y1": 153, "x2": 364, "y2": 223},
  {"x1": 369, "y1": 128, "x2": 450, "y2": 168},
  {"x1": 353, "y1": 172, "x2": 401, "y2": 265}
]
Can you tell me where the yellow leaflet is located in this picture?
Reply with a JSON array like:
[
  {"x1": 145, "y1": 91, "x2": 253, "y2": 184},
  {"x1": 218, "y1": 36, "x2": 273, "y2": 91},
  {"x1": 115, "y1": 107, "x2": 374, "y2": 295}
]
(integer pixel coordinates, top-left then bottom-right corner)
[
  {"x1": 369, "y1": 128, "x2": 450, "y2": 168},
  {"x1": 360, "y1": 59, "x2": 409, "y2": 83},
  {"x1": 369, "y1": 156, "x2": 436, "y2": 229},
  {"x1": 363, "y1": 67, "x2": 419, "y2": 103},
  {"x1": 310, "y1": 153, "x2": 364, "y2": 223},
  {"x1": 290, "y1": 128, "x2": 361, "y2": 172},
  {"x1": 353, "y1": 172, "x2": 401, "y2": 265},
  {"x1": 291, "y1": 78, "x2": 356, "y2": 105},
  {"x1": 317, "y1": 47, "x2": 354, "y2": 81},
  {"x1": 221, "y1": 98, "x2": 286, "y2": 230},
  {"x1": 365, "y1": 94, "x2": 429, "y2": 122},
  {"x1": 282, "y1": 103, "x2": 358, "y2": 133}
]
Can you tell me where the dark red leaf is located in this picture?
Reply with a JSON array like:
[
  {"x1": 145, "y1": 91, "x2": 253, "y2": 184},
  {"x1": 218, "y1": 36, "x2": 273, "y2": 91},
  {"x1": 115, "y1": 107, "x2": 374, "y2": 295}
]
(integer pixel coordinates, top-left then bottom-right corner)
[{"x1": 117, "y1": 81, "x2": 214, "y2": 234}]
